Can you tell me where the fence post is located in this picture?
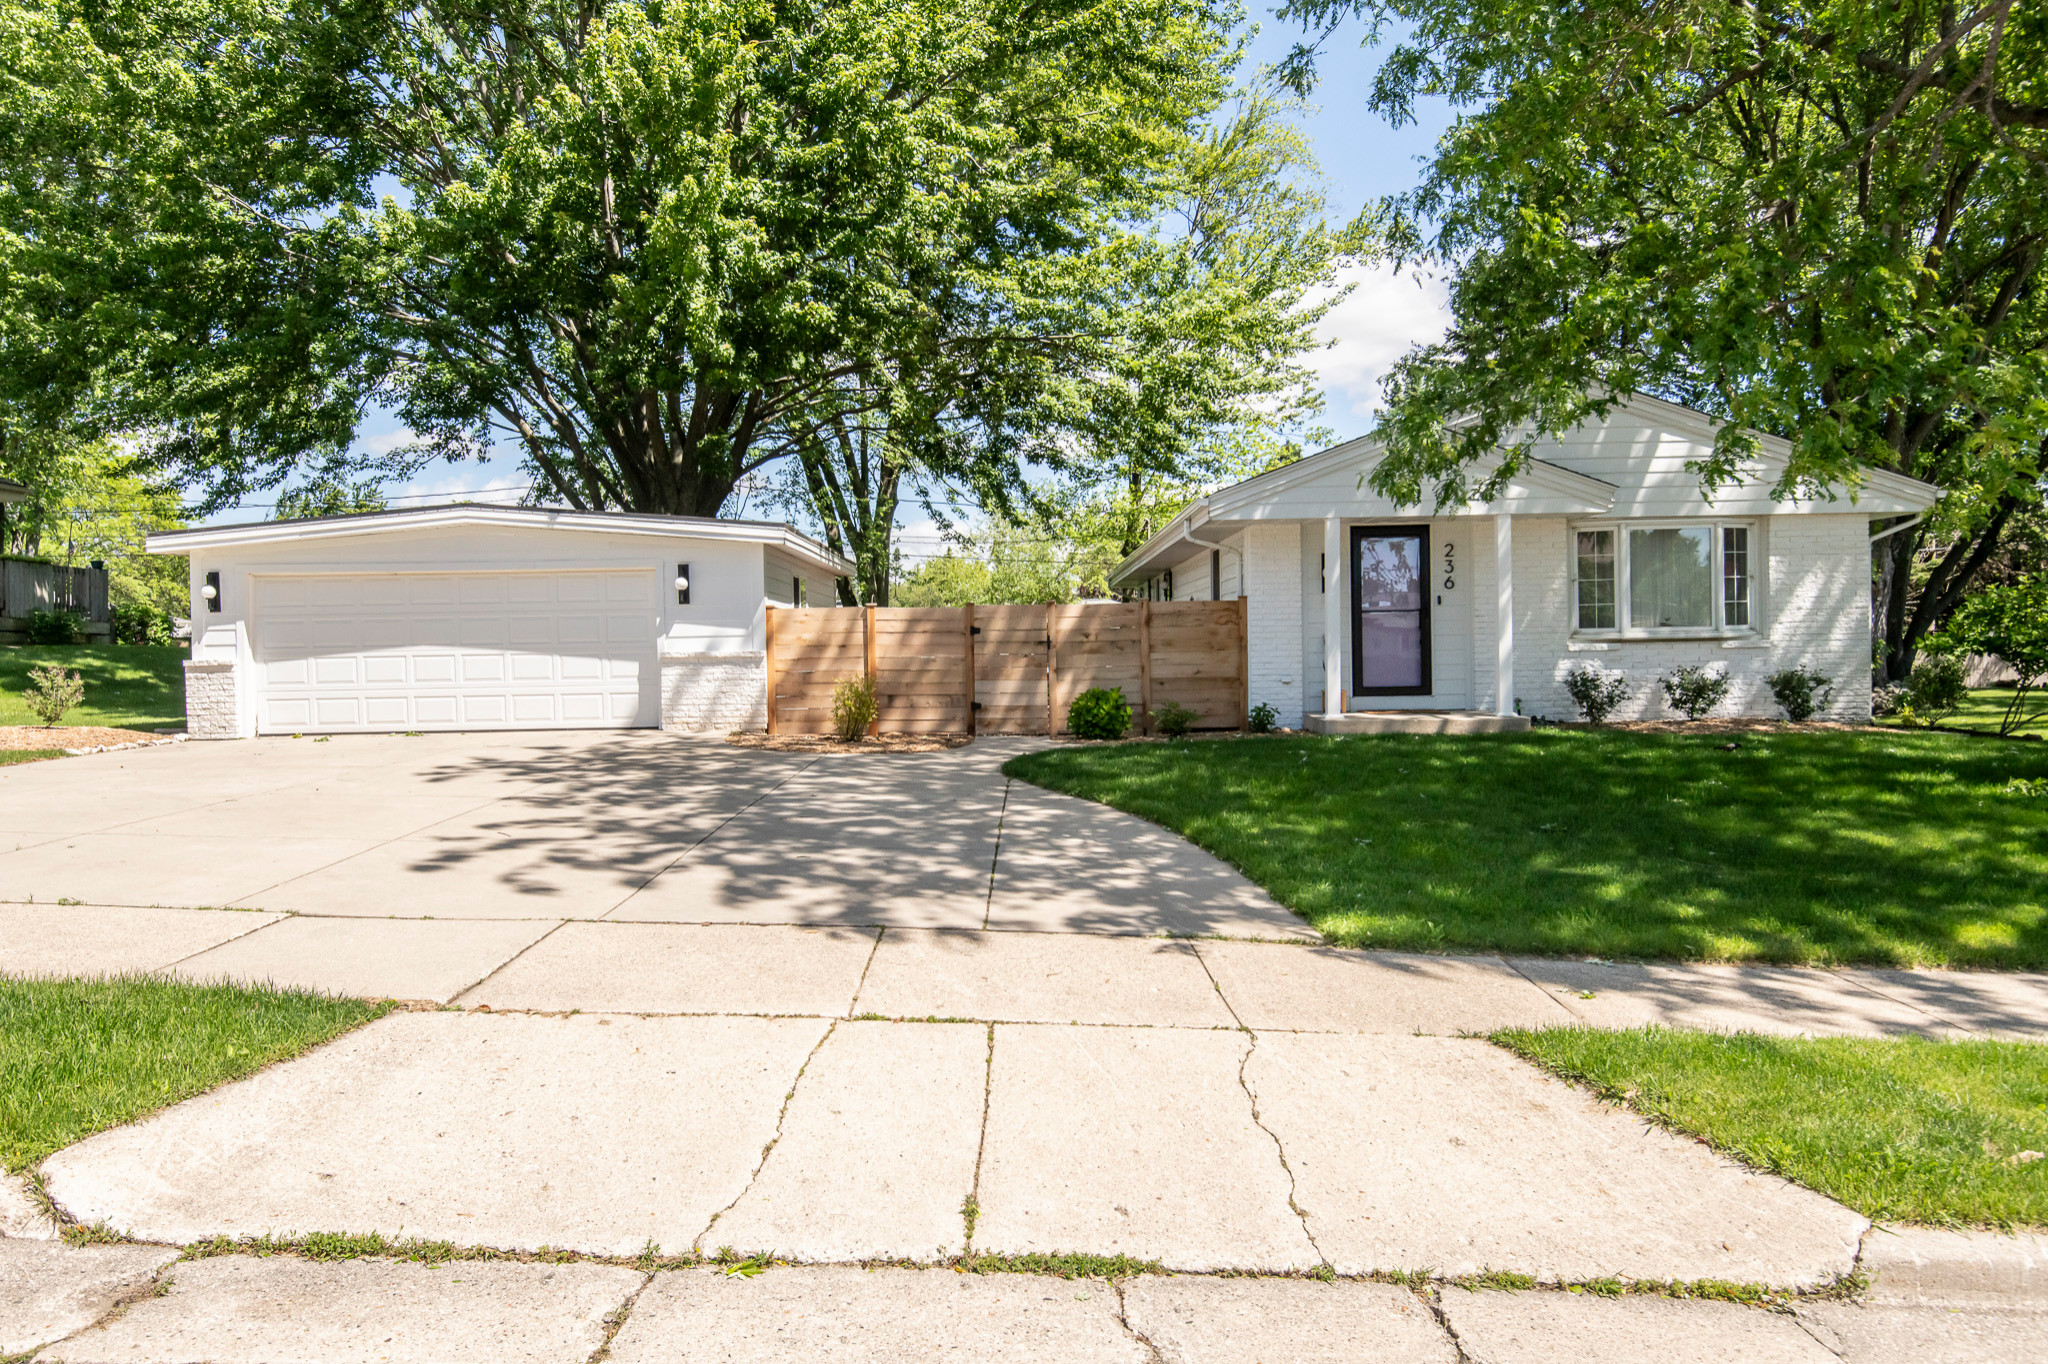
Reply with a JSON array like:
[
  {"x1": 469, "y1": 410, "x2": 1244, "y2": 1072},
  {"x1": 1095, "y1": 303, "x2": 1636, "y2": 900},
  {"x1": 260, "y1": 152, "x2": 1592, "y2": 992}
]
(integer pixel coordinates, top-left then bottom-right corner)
[
  {"x1": 1138, "y1": 600, "x2": 1154, "y2": 735},
  {"x1": 765, "y1": 607, "x2": 780, "y2": 735},
  {"x1": 962, "y1": 604, "x2": 976, "y2": 737},
  {"x1": 1045, "y1": 603, "x2": 1057, "y2": 736},
  {"x1": 864, "y1": 604, "x2": 878, "y2": 737},
  {"x1": 1238, "y1": 595, "x2": 1250, "y2": 731}
]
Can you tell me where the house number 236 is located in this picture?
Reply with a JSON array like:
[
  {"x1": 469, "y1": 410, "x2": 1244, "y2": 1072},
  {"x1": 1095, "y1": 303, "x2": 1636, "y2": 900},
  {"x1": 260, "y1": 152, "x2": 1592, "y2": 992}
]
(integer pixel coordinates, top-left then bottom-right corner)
[{"x1": 1442, "y1": 542, "x2": 1456, "y2": 591}]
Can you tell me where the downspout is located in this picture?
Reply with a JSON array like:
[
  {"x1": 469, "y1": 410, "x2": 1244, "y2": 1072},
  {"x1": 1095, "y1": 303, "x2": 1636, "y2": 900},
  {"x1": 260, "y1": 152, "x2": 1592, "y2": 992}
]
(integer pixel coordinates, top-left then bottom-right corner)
[{"x1": 1176, "y1": 515, "x2": 1243, "y2": 599}]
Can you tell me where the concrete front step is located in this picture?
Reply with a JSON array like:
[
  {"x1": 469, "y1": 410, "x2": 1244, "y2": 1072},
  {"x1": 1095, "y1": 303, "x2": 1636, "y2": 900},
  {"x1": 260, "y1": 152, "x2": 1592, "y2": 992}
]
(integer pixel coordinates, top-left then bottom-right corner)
[{"x1": 1305, "y1": 709, "x2": 1533, "y2": 734}]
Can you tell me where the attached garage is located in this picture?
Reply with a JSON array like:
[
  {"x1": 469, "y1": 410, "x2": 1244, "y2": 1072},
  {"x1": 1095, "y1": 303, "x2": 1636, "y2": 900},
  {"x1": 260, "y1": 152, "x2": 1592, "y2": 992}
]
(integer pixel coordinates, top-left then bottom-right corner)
[{"x1": 148, "y1": 505, "x2": 850, "y2": 739}]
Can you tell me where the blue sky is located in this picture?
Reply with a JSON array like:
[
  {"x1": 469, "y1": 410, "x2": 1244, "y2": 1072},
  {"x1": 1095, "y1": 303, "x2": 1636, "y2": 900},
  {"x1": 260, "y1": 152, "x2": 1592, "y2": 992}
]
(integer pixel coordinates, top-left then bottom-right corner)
[{"x1": 234, "y1": 13, "x2": 1456, "y2": 526}]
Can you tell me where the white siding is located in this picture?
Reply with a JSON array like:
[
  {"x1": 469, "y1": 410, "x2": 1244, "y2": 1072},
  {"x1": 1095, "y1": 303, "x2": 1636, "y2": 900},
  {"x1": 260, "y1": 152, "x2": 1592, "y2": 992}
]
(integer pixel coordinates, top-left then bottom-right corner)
[{"x1": 1242, "y1": 522, "x2": 1306, "y2": 727}]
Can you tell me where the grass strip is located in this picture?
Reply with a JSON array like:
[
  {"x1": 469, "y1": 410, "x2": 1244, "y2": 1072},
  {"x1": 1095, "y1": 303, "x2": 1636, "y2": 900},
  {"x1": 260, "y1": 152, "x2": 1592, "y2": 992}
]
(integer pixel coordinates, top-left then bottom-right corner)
[
  {"x1": 1004, "y1": 729, "x2": 2048, "y2": 966},
  {"x1": 1493, "y1": 1027, "x2": 2048, "y2": 1230},
  {"x1": 0, "y1": 974, "x2": 389, "y2": 1171},
  {"x1": 0, "y1": 749, "x2": 65, "y2": 766}
]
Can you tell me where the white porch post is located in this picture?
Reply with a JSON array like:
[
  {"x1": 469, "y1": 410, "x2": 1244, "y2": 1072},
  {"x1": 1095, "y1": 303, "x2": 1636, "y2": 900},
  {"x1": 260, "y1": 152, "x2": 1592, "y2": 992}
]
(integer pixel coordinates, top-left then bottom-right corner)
[
  {"x1": 1322, "y1": 515, "x2": 1344, "y2": 716},
  {"x1": 1494, "y1": 513, "x2": 1515, "y2": 716}
]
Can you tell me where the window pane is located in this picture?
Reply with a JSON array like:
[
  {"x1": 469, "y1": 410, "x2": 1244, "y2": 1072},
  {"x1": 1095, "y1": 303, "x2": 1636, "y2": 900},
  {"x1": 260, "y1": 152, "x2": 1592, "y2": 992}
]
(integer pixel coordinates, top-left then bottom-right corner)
[
  {"x1": 1575, "y1": 529, "x2": 1615, "y2": 630},
  {"x1": 1722, "y1": 526, "x2": 1750, "y2": 627},
  {"x1": 1628, "y1": 526, "x2": 1712, "y2": 628}
]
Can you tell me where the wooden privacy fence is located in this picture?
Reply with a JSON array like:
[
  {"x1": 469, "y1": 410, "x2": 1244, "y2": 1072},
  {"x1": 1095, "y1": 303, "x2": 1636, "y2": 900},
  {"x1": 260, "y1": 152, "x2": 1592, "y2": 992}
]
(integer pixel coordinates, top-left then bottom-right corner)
[{"x1": 765, "y1": 599, "x2": 1249, "y2": 736}]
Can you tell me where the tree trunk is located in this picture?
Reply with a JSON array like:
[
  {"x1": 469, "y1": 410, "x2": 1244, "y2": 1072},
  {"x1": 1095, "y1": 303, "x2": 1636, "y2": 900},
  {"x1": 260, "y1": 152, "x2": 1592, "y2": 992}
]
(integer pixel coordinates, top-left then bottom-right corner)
[{"x1": 1874, "y1": 499, "x2": 2017, "y2": 681}]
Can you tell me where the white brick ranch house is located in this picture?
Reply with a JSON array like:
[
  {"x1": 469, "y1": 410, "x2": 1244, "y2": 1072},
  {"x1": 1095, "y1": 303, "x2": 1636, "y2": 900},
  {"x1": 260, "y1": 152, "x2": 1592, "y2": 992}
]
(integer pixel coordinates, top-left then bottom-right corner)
[{"x1": 1110, "y1": 395, "x2": 1942, "y2": 730}]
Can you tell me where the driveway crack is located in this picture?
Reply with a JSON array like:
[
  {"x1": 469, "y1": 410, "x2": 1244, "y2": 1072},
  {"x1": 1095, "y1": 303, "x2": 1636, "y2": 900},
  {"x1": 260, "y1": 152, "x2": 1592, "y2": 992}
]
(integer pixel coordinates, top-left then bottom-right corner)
[{"x1": 692, "y1": 1018, "x2": 837, "y2": 1255}]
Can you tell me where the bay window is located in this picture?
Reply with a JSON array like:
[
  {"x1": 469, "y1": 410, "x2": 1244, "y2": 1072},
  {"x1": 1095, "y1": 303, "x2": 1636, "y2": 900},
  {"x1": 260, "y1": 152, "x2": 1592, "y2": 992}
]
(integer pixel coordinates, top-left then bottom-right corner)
[{"x1": 1572, "y1": 522, "x2": 1755, "y2": 635}]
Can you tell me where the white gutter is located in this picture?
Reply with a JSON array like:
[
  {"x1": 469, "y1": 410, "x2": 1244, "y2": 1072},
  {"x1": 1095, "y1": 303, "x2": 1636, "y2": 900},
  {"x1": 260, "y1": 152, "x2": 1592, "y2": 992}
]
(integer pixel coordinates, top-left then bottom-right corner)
[
  {"x1": 1176, "y1": 515, "x2": 1243, "y2": 598},
  {"x1": 1870, "y1": 512, "x2": 1927, "y2": 544}
]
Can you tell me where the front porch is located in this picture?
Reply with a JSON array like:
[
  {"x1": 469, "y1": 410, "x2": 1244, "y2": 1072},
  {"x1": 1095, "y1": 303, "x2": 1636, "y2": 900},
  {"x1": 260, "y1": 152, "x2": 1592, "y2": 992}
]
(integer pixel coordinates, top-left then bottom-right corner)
[{"x1": 1305, "y1": 709, "x2": 1533, "y2": 735}]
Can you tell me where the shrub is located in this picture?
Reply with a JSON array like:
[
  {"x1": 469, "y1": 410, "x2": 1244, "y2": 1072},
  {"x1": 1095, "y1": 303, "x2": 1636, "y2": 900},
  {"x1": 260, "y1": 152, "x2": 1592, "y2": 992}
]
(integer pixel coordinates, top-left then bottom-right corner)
[
  {"x1": 1659, "y1": 664, "x2": 1731, "y2": 721},
  {"x1": 1562, "y1": 664, "x2": 1630, "y2": 723},
  {"x1": 24, "y1": 608, "x2": 86, "y2": 645},
  {"x1": 1902, "y1": 652, "x2": 1968, "y2": 724},
  {"x1": 1766, "y1": 666, "x2": 1835, "y2": 723},
  {"x1": 22, "y1": 664, "x2": 84, "y2": 726},
  {"x1": 1248, "y1": 701, "x2": 1279, "y2": 734},
  {"x1": 830, "y1": 675, "x2": 878, "y2": 741},
  {"x1": 1153, "y1": 701, "x2": 1198, "y2": 738},
  {"x1": 1066, "y1": 687, "x2": 1131, "y2": 740},
  {"x1": 109, "y1": 604, "x2": 175, "y2": 646},
  {"x1": 1871, "y1": 682, "x2": 1908, "y2": 718}
]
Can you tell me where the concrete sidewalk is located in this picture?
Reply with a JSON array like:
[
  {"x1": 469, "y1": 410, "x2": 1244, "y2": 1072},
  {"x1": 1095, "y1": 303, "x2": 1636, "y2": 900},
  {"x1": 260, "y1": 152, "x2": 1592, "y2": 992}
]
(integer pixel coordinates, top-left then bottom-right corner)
[{"x1": 10, "y1": 1250, "x2": 2047, "y2": 1362}]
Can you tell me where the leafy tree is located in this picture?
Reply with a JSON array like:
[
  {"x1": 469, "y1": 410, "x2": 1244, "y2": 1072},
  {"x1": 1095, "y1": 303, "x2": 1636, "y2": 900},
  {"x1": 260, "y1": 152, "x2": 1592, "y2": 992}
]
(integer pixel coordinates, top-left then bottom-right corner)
[
  {"x1": 272, "y1": 479, "x2": 388, "y2": 521},
  {"x1": 892, "y1": 521, "x2": 1107, "y2": 606},
  {"x1": 10, "y1": 0, "x2": 1245, "y2": 523},
  {"x1": 0, "y1": 433, "x2": 188, "y2": 612},
  {"x1": 1281, "y1": 0, "x2": 2048, "y2": 680},
  {"x1": 1926, "y1": 577, "x2": 2048, "y2": 734}
]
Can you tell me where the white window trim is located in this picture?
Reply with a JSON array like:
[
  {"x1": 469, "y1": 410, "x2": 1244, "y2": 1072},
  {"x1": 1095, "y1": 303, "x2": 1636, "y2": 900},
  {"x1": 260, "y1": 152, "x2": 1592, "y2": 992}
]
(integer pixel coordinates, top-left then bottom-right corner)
[{"x1": 1570, "y1": 519, "x2": 1759, "y2": 640}]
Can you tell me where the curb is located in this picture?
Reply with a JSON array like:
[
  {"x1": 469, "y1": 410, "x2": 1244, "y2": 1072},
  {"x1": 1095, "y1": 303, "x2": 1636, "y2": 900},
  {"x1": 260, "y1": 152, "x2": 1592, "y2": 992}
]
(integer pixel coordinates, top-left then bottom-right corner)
[{"x1": 1860, "y1": 1225, "x2": 2048, "y2": 1308}]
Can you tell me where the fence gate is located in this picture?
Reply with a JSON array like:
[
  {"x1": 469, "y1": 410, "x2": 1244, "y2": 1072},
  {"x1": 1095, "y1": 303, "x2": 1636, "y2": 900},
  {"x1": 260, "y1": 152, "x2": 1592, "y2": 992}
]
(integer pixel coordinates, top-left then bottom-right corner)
[{"x1": 765, "y1": 599, "x2": 1247, "y2": 737}]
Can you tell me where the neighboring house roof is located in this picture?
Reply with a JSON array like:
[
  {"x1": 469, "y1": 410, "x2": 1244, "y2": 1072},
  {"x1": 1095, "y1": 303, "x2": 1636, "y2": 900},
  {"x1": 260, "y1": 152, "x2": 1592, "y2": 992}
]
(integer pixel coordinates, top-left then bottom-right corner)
[
  {"x1": 0, "y1": 476, "x2": 29, "y2": 505},
  {"x1": 1113, "y1": 393, "x2": 1942, "y2": 584},
  {"x1": 145, "y1": 502, "x2": 855, "y2": 577}
]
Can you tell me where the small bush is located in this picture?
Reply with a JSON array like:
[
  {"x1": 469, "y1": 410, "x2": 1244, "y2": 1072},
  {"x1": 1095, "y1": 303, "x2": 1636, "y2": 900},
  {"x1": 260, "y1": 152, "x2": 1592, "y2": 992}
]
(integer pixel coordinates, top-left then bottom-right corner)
[
  {"x1": 109, "y1": 604, "x2": 175, "y2": 646},
  {"x1": 1562, "y1": 664, "x2": 1630, "y2": 723},
  {"x1": 1067, "y1": 687, "x2": 1131, "y2": 740},
  {"x1": 25, "y1": 608, "x2": 86, "y2": 645},
  {"x1": 1153, "y1": 701, "x2": 1198, "y2": 738},
  {"x1": 1247, "y1": 701, "x2": 1279, "y2": 734},
  {"x1": 1871, "y1": 682, "x2": 1908, "y2": 718},
  {"x1": 1766, "y1": 666, "x2": 1835, "y2": 723},
  {"x1": 1903, "y1": 653, "x2": 1968, "y2": 723},
  {"x1": 830, "y1": 674, "x2": 878, "y2": 741},
  {"x1": 1659, "y1": 664, "x2": 1731, "y2": 721},
  {"x1": 22, "y1": 663, "x2": 85, "y2": 726}
]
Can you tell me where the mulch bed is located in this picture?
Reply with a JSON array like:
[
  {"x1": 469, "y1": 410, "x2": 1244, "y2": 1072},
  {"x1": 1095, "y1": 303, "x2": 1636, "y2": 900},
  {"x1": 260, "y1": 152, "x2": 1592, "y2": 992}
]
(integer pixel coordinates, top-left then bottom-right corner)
[
  {"x1": 1545, "y1": 718, "x2": 1868, "y2": 735},
  {"x1": 0, "y1": 725, "x2": 182, "y2": 755},
  {"x1": 725, "y1": 731, "x2": 974, "y2": 754}
]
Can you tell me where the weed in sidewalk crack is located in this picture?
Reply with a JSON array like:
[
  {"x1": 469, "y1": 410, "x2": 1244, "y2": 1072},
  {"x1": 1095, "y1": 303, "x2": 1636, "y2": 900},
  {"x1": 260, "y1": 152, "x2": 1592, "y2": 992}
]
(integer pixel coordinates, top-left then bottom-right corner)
[{"x1": 957, "y1": 1251, "x2": 1164, "y2": 1281}]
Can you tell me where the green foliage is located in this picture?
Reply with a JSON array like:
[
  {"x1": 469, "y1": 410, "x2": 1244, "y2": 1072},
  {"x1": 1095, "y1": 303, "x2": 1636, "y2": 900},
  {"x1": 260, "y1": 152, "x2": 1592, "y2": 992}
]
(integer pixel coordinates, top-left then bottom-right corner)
[
  {"x1": 108, "y1": 604, "x2": 175, "y2": 646},
  {"x1": 831, "y1": 675, "x2": 878, "y2": 742},
  {"x1": 1152, "y1": 700, "x2": 1199, "y2": 738},
  {"x1": 1765, "y1": 667, "x2": 1835, "y2": 724},
  {"x1": 1928, "y1": 580, "x2": 2048, "y2": 736},
  {"x1": 1562, "y1": 664, "x2": 1630, "y2": 724},
  {"x1": 0, "y1": 645, "x2": 183, "y2": 730},
  {"x1": 1903, "y1": 653, "x2": 1971, "y2": 725},
  {"x1": 1066, "y1": 687, "x2": 1132, "y2": 740},
  {"x1": 0, "y1": 975, "x2": 387, "y2": 1171},
  {"x1": 273, "y1": 479, "x2": 387, "y2": 522},
  {"x1": 1496, "y1": 1028, "x2": 2048, "y2": 1229},
  {"x1": 1280, "y1": 0, "x2": 2047, "y2": 680},
  {"x1": 1659, "y1": 665, "x2": 1730, "y2": 722},
  {"x1": 23, "y1": 607, "x2": 85, "y2": 646},
  {"x1": 1004, "y1": 729, "x2": 2048, "y2": 966},
  {"x1": 19, "y1": 662, "x2": 84, "y2": 725},
  {"x1": 892, "y1": 522, "x2": 1105, "y2": 607},
  {"x1": 1247, "y1": 700, "x2": 1279, "y2": 734}
]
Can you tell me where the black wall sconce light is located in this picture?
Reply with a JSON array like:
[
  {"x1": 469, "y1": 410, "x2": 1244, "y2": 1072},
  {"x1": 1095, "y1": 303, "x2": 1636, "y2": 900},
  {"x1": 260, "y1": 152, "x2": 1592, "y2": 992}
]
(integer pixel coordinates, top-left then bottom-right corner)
[
  {"x1": 675, "y1": 563, "x2": 690, "y2": 605},
  {"x1": 202, "y1": 570, "x2": 222, "y2": 613}
]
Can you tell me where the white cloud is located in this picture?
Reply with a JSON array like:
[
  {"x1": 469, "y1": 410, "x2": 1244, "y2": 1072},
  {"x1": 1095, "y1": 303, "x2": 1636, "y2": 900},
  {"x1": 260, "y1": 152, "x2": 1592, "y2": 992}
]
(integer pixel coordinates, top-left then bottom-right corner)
[{"x1": 1310, "y1": 261, "x2": 1452, "y2": 438}]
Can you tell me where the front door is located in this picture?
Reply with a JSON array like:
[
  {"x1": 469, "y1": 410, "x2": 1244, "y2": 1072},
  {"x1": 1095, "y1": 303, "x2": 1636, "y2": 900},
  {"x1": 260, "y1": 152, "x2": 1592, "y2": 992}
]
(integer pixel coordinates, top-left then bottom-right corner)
[{"x1": 1352, "y1": 526, "x2": 1431, "y2": 696}]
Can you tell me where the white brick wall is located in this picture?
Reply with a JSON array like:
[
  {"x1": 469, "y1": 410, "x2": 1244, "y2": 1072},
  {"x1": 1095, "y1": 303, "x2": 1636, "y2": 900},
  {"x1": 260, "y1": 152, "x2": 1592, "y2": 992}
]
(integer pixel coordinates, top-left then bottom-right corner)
[
  {"x1": 183, "y1": 659, "x2": 241, "y2": 739},
  {"x1": 1242, "y1": 522, "x2": 1307, "y2": 727},
  {"x1": 661, "y1": 653, "x2": 769, "y2": 732},
  {"x1": 1519, "y1": 513, "x2": 1872, "y2": 722}
]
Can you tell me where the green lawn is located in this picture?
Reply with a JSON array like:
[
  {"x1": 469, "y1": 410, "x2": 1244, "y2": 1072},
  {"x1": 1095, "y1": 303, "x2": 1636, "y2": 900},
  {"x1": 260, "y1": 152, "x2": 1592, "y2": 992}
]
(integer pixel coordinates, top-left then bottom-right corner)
[
  {"x1": 1004, "y1": 729, "x2": 2048, "y2": 966},
  {"x1": 0, "y1": 644, "x2": 186, "y2": 731},
  {"x1": 0, "y1": 975, "x2": 388, "y2": 1172},
  {"x1": 1496, "y1": 1027, "x2": 2048, "y2": 1229},
  {"x1": 0, "y1": 748, "x2": 65, "y2": 766},
  {"x1": 1878, "y1": 685, "x2": 2048, "y2": 741}
]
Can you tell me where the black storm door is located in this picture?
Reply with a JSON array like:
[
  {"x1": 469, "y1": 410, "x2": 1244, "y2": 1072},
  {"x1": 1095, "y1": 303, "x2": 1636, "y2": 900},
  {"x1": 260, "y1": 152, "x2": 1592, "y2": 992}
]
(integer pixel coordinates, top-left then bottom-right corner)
[{"x1": 1351, "y1": 526, "x2": 1431, "y2": 696}]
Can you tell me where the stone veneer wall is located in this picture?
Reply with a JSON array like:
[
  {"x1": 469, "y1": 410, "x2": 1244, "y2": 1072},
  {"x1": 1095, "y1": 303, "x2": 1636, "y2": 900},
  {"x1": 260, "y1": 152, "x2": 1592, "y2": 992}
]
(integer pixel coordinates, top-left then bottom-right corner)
[
  {"x1": 182, "y1": 659, "x2": 241, "y2": 739},
  {"x1": 660, "y1": 652, "x2": 769, "y2": 732}
]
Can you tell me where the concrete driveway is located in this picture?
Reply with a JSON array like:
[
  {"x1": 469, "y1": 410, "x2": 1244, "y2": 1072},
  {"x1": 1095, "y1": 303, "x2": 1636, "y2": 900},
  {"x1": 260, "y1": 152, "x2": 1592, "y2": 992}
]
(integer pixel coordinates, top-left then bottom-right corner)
[{"x1": 0, "y1": 731, "x2": 1309, "y2": 937}]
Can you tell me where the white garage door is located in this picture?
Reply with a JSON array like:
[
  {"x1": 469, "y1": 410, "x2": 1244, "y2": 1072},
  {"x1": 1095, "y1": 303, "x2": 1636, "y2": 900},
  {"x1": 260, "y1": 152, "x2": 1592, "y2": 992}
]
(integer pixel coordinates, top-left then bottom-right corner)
[{"x1": 255, "y1": 570, "x2": 657, "y2": 733}]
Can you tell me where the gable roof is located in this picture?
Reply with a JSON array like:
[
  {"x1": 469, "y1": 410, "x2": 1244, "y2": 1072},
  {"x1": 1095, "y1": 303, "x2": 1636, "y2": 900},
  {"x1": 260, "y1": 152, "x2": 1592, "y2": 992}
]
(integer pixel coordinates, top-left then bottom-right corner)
[
  {"x1": 146, "y1": 502, "x2": 854, "y2": 577},
  {"x1": 1112, "y1": 395, "x2": 1941, "y2": 584}
]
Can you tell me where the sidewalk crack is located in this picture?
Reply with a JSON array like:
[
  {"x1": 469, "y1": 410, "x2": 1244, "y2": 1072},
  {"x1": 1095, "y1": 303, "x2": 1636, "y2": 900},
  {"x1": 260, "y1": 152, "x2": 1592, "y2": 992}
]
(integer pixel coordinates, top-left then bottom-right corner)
[
  {"x1": 692, "y1": 1018, "x2": 837, "y2": 1255},
  {"x1": 962, "y1": 1023, "x2": 995, "y2": 1255},
  {"x1": 1111, "y1": 1279, "x2": 1169, "y2": 1363},
  {"x1": 847, "y1": 927, "x2": 886, "y2": 1017},
  {"x1": 981, "y1": 780, "x2": 1012, "y2": 930},
  {"x1": 584, "y1": 1270, "x2": 656, "y2": 1364},
  {"x1": 1417, "y1": 1284, "x2": 1480, "y2": 1364}
]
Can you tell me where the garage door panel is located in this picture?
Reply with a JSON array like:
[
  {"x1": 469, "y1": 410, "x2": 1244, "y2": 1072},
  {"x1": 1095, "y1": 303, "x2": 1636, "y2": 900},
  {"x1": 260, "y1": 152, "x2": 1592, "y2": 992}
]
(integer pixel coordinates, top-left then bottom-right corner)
[{"x1": 255, "y1": 570, "x2": 657, "y2": 734}]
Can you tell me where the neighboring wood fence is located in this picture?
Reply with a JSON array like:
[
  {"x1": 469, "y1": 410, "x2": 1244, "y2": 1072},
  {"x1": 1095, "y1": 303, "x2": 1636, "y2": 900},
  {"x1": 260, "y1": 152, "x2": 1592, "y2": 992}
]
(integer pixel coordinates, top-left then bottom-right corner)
[
  {"x1": 765, "y1": 599, "x2": 1249, "y2": 736},
  {"x1": 0, "y1": 557, "x2": 111, "y2": 639}
]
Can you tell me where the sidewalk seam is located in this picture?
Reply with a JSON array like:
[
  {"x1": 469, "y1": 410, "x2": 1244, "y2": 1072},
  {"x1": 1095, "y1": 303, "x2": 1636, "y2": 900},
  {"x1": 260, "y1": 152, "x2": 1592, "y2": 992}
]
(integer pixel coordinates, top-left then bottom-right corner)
[
  {"x1": 151, "y1": 910, "x2": 298, "y2": 976},
  {"x1": 219, "y1": 786, "x2": 523, "y2": 911},
  {"x1": 1501, "y1": 956, "x2": 1592, "y2": 1024},
  {"x1": 692, "y1": 1018, "x2": 838, "y2": 1255},
  {"x1": 446, "y1": 918, "x2": 577, "y2": 1007},
  {"x1": 1829, "y1": 970, "x2": 1982, "y2": 1038}
]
